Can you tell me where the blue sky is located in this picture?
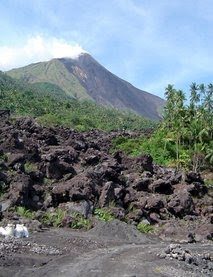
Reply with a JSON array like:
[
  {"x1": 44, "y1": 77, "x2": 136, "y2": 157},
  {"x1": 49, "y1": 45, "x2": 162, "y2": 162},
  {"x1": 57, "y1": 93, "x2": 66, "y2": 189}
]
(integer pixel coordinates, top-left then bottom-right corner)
[{"x1": 0, "y1": 0, "x2": 213, "y2": 98}]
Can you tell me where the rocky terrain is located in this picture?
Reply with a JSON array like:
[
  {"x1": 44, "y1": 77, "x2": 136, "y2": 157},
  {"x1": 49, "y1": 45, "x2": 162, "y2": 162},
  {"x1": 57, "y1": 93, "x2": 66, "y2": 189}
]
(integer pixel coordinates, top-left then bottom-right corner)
[
  {"x1": 0, "y1": 223, "x2": 212, "y2": 277},
  {"x1": 0, "y1": 112, "x2": 212, "y2": 276}
]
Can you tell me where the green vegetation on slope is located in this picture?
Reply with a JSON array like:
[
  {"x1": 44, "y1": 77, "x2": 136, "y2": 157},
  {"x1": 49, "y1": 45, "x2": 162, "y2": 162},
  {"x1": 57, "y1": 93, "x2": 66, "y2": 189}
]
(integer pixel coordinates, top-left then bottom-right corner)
[
  {"x1": 7, "y1": 59, "x2": 90, "y2": 100},
  {"x1": 113, "y1": 83, "x2": 213, "y2": 171},
  {"x1": 112, "y1": 129, "x2": 176, "y2": 166},
  {"x1": 0, "y1": 71, "x2": 156, "y2": 131}
]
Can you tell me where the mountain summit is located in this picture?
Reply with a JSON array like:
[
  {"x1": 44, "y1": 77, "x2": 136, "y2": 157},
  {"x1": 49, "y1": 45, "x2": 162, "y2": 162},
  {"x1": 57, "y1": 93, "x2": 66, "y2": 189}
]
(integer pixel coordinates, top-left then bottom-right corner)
[{"x1": 7, "y1": 53, "x2": 164, "y2": 119}]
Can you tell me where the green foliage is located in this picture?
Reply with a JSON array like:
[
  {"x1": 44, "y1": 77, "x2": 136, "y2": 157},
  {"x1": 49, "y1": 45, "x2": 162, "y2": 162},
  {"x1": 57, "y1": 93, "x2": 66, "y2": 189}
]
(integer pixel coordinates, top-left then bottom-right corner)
[
  {"x1": 42, "y1": 208, "x2": 66, "y2": 227},
  {"x1": 204, "y1": 179, "x2": 213, "y2": 188},
  {"x1": 163, "y1": 83, "x2": 212, "y2": 171},
  {"x1": 137, "y1": 222, "x2": 154, "y2": 233},
  {"x1": 41, "y1": 209, "x2": 92, "y2": 229},
  {"x1": 16, "y1": 206, "x2": 34, "y2": 219},
  {"x1": 113, "y1": 83, "x2": 212, "y2": 171},
  {"x1": 24, "y1": 162, "x2": 37, "y2": 173},
  {"x1": 69, "y1": 212, "x2": 92, "y2": 230},
  {"x1": 0, "y1": 71, "x2": 156, "y2": 131},
  {"x1": 94, "y1": 208, "x2": 115, "y2": 222},
  {"x1": 205, "y1": 141, "x2": 213, "y2": 165},
  {"x1": 0, "y1": 153, "x2": 8, "y2": 162},
  {"x1": 112, "y1": 130, "x2": 176, "y2": 166},
  {"x1": 0, "y1": 181, "x2": 7, "y2": 197}
]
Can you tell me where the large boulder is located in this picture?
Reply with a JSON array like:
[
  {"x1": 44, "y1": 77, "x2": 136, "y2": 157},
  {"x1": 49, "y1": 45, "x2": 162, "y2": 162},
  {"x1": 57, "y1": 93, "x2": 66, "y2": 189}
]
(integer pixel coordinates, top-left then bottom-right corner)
[
  {"x1": 168, "y1": 190, "x2": 195, "y2": 217},
  {"x1": 185, "y1": 171, "x2": 204, "y2": 184},
  {"x1": 59, "y1": 200, "x2": 93, "y2": 218},
  {"x1": 186, "y1": 182, "x2": 207, "y2": 197},
  {"x1": 7, "y1": 153, "x2": 25, "y2": 167},
  {"x1": 149, "y1": 179, "x2": 173, "y2": 194},
  {"x1": 8, "y1": 174, "x2": 32, "y2": 206},
  {"x1": 136, "y1": 154, "x2": 153, "y2": 172},
  {"x1": 145, "y1": 196, "x2": 164, "y2": 212},
  {"x1": 52, "y1": 173, "x2": 97, "y2": 204},
  {"x1": 132, "y1": 177, "x2": 151, "y2": 192},
  {"x1": 42, "y1": 159, "x2": 76, "y2": 180}
]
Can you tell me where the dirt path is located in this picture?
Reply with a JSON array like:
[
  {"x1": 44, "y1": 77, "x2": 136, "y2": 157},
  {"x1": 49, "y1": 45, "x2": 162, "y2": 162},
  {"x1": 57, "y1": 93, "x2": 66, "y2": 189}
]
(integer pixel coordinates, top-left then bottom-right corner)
[{"x1": 0, "y1": 223, "x2": 212, "y2": 277}]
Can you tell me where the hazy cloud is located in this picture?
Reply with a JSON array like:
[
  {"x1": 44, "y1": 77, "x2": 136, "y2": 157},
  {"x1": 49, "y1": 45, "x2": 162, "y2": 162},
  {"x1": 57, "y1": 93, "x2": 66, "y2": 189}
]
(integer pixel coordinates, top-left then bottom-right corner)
[
  {"x1": 0, "y1": 35, "x2": 87, "y2": 70},
  {"x1": 0, "y1": 0, "x2": 212, "y2": 97}
]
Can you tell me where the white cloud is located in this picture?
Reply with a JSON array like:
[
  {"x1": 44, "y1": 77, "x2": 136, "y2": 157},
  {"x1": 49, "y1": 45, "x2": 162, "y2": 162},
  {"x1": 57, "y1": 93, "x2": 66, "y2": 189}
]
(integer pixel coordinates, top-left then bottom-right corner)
[{"x1": 0, "y1": 35, "x2": 87, "y2": 70}]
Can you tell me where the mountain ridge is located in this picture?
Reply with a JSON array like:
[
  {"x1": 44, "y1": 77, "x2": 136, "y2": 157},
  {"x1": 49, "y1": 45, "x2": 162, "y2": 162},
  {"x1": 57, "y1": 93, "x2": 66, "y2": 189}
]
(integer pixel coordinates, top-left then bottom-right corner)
[{"x1": 6, "y1": 53, "x2": 164, "y2": 119}]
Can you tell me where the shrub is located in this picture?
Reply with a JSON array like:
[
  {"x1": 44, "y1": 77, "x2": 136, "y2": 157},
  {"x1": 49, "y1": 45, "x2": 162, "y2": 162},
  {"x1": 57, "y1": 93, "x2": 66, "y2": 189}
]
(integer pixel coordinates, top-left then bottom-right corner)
[
  {"x1": 69, "y1": 212, "x2": 92, "y2": 230},
  {"x1": 204, "y1": 179, "x2": 213, "y2": 188},
  {"x1": 42, "y1": 208, "x2": 66, "y2": 227},
  {"x1": 24, "y1": 162, "x2": 37, "y2": 173},
  {"x1": 16, "y1": 206, "x2": 34, "y2": 219},
  {"x1": 94, "y1": 208, "x2": 115, "y2": 222},
  {"x1": 137, "y1": 222, "x2": 154, "y2": 233}
]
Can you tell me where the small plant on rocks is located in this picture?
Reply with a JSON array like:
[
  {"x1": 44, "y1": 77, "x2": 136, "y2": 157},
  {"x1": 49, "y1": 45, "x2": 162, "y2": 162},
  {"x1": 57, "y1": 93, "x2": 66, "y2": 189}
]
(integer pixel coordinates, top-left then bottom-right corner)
[
  {"x1": 16, "y1": 206, "x2": 34, "y2": 219},
  {"x1": 69, "y1": 212, "x2": 92, "y2": 230},
  {"x1": 94, "y1": 208, "x2": 115, "y2": 222},
  {"x1": 24, "y1": 162, "x2": 37, "y2": 173},
  {"x1": 42, "y1": 208, "x2": 66, "y2": 227},
  {"x1": 137, "y1": 222, "x2": 154, "y2": 233}
]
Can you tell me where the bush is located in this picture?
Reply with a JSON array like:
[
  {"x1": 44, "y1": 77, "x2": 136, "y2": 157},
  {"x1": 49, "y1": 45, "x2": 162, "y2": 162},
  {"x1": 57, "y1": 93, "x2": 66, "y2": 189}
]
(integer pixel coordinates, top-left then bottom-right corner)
[
  {"x1": 16, "y1": 206, "x2": 34, "y2": 219},
  {"x1": 42, "y1": 208, "x2": 66, "y2": 227},
  {"x1": 24, "y1": 162, "x2": 37, "y2": 173},
  {"x1": 94, "y1": 208, "x2": 115, "y2": 222},
  {"x1": 42, "y1": 209, "x2": 92, "y2": 230},
  {"x1": 137, "y1": 222, "x2": 154, "y2": 233},
  {"x1": 112, "y1": 129, "x2": 183, "y2": 166},
  {"x1": 69, "y1": 212, "x2": 92, "y2": 230}
]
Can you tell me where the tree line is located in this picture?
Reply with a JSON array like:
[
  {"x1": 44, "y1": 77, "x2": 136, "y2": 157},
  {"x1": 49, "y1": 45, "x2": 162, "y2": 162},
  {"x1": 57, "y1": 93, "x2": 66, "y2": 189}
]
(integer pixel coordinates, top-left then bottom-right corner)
[{"x1": 163, "y1": 83, "x2": 213, "y2": 171}]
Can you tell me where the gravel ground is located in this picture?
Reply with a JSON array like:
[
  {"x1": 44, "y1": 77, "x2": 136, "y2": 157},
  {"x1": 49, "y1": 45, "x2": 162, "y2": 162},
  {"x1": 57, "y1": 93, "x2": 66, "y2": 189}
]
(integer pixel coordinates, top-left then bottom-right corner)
[{"x1": 0, "y1": 221, "x2": 212, "y2": 277}]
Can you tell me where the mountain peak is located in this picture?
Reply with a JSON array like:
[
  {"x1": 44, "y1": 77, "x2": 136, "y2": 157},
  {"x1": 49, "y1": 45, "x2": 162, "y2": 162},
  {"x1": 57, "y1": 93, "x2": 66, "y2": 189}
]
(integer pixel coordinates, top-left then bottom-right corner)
[
  {"x1": 6, "y1": 55, "x2": 164, "y2": 120},
  {"x1": 60, "y1": 51, "x2": 89, "y2": 61}
]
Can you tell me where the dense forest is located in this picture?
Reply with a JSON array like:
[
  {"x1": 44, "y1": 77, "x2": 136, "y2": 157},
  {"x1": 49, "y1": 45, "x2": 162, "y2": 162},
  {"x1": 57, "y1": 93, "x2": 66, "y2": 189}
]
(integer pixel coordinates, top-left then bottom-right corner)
[
  {"x1": 0, "y1": 71, "x2": 156, "y2": 131},
  {"x1": 113, "y1": 83, "x2": 213, "y2": 172}
]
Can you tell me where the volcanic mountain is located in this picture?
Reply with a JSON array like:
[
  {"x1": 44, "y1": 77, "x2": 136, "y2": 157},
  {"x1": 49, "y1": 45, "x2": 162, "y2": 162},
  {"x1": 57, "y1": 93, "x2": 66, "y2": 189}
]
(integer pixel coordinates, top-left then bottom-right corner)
[{"x1": 6, "y1": 53, "x2": 164, "y2": 119}]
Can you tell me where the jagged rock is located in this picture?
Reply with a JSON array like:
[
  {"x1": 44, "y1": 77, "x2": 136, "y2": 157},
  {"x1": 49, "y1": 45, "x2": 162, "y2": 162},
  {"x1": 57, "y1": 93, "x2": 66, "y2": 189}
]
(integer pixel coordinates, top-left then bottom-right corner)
[
  {"x1": 99, "y1": 182, "x2": 116, "y2": 208},
  {"x1": 59, "y1": 200, "x2": 93, "y2": 218},
  {"x1": 185, "y1": 171, "x2": 203, "y2": 184},
  {"x1": 8, "y1": 174, "x2": 33, "y2": 206},
  {"x1": 132, "y1": 177, "x2": 151, "y2": 191},
  {"x1": 7, "y1": 153, "x2": 25, "y2": 167},
  {"x1": 187, "y1": 182, "x2": 207, "y2": 197},
  {"x1": 149, "y1": 212, "x2": 161, "y2": 223},
  {"x1": 149, "y1": 179, "x2": 173, "y2": 194},
  {"x1": 109, "y1": 207, "x2": 126, "y2": 220},
  {"x1": 44, "y1": 160, "x2": 76, "y2": 180},
  {"x1": 136, "y1": 154, "x2": 153, "y2": 172},
  {"x1": 114, "y1": 187, "x2": 126, "y2": 201},
  {"x1": 0, "y1": 171, "x2": 8, "y2": 183},
  {"x1": 0, "y1": 116, "x2": 212, "y2": 242},
  {"x1": 52, "y1": 173, "x2": 97, "y2": 204},
  {"x1": 82, "y1": 148, "x2": 100, "y2": 165},
  {"x1": 145, "y1": 196, "x2": 164, "y2": 212},
  {"x1": 0, "y1": 199, "x2": 12, "y2": 212},
  {"x1": 126, "y1": 209, "x2": 143, "y2": 224},
  {"x1": 168, "y1": 190, "x2": 195, "y2": 217}
]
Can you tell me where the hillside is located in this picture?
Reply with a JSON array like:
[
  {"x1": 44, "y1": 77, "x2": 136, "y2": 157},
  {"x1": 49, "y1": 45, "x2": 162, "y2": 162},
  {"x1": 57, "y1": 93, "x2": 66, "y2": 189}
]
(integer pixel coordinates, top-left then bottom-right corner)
[
  {"x1": 0, "y1": 71, "x2": 156, "y2": 131},
  {"x1": 7, "y1": 54, "x2": 165, "y2": 120}
]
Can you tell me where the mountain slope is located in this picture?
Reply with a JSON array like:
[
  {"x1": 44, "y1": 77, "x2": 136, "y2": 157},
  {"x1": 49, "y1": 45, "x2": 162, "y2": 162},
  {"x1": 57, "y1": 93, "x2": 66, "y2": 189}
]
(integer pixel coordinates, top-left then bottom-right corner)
[
  {"x1": 0, "y1": 71, "x2": 156, "y2": 131},
  {"x1": 7, "y1": 54, "x2": 164, "y2": 119}
]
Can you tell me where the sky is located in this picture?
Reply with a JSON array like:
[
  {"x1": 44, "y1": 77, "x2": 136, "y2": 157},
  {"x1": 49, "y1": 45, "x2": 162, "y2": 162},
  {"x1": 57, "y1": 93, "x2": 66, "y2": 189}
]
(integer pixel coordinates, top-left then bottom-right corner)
[{"x1": 0, "y1": 0, "x2": 213, "y2": 98}]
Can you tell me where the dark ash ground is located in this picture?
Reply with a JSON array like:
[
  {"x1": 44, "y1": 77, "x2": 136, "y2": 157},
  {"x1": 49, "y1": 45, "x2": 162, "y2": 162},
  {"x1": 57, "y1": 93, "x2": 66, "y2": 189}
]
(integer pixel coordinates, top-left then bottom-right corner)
[{"x1": 0, "y1": 221, "x2": 212, "y2": 277}]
